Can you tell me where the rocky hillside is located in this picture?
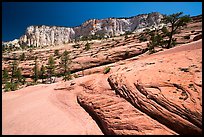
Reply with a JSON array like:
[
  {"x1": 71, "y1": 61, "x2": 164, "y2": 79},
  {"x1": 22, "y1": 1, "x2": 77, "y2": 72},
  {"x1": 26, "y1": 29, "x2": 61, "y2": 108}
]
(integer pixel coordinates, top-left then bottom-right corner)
[
  {"x1": 4, "y1": 12, "x2": 163, "y2": 47},
  {"x1": 3, "y1": 39, "x2": 202, "y2": 135},
  {"x1": 2, "y1": 12, "x2": 202, "y2": 135}
]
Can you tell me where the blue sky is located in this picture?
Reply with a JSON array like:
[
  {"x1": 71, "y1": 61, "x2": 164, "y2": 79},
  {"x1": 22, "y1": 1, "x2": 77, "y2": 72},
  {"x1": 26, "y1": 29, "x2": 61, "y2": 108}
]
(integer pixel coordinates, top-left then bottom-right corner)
[{"x1": 2, "y1": 2, "x2": 202, "y2": 41}]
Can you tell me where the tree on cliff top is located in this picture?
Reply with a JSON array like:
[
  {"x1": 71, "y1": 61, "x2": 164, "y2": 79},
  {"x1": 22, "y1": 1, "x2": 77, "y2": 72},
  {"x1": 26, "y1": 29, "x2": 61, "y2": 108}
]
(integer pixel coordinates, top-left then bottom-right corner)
[{"x1": 162, "y1": 12, "x2": 191, "y2": 49}]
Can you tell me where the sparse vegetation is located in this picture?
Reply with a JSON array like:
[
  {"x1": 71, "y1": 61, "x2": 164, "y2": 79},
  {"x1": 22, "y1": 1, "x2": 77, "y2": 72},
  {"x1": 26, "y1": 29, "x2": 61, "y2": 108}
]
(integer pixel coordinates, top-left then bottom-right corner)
[
  {"x1": 39, "y1": 65, "x2": 46, "y2": 83},
  {"x1": 85, "y1": 42, "x2": 91, "y2": 51},
  {"x1": 162, "y1": 12, "x2": 191, "y2": 49},
  {"x1": 46, "y1": 55, "x2": 56, "y2": 83},
  {"x1": 2, "y1": 68, "x2": 9, "y2": 84},
  {"x1": 139, "y1": 35, "x2": 147, "y2": 42},
  {"x1": 73, "y1": 73, "x2": 79, "y2": 78},
  {"x1": 19, "y1": 52, "x2": 26, "y2": 61},
  {"x1": 60, "y1": 50, "x2": 71, "y2": 81},
  {"x1": 103, "y1": 67, "x2": 111, "y2": 74},
  {"x1": 54, "y1": 49, "x2": 60, "y2": 56}
]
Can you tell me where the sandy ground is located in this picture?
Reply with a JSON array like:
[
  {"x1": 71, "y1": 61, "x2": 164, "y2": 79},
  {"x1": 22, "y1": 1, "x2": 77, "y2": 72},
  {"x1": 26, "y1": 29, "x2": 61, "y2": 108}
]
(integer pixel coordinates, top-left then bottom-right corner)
[{"x1": 2, "y1": 82, "x2": 103, "y2": 135}]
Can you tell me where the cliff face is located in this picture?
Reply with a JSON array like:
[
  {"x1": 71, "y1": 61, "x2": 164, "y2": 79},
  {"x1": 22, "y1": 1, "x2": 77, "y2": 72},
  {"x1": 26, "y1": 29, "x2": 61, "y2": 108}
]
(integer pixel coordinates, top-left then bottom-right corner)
[{"x1": 18, "y1": 12, "x2": 163, "y2": 47}]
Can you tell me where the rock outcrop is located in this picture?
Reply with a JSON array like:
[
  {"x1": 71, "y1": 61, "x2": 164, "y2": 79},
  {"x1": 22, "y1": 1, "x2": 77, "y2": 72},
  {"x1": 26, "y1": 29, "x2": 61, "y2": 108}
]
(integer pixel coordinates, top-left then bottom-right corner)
[
  {"x1": 17, "y1": 12, "x2": 163, "y2": 47},
  {"x1": 107, "y1": 40, "x2": 202, "y2": 135}
]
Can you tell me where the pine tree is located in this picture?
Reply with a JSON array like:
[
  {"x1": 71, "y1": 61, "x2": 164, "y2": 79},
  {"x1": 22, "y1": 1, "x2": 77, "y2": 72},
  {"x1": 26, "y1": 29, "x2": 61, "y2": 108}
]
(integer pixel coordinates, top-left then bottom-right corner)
[
  {"x1": 10, "y1": 60, "x2": 18, "y2": 83},
  {"x1": 40, "y1": 65, "x2": 46, "y2": 83},
  {"x1": 19, "y1": 52, "x2": 26, "y2": 61},
  {"x1": 162, "y1": 12, "x2": 191, "y2": 48},
  {"x1": 16, "y1": 68, "x2": 23, "y2": 83},
  {"x1": 46, "y1": 55, "x2": 55, "y2": 83},
  {"x1": 33, "y1": 56, "x2": 39, "y2": 83},
  {"x1": 60, "y1": 50, "x2": 71, "y2": 81},
  {"x1": 2, "y1": 68, "x2": 9, "y2": 84}
]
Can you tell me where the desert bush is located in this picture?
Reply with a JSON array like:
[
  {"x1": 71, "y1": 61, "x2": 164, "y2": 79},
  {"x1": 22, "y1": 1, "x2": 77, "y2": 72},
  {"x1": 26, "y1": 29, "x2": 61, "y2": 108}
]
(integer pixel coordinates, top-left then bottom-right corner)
[
  {"x1": 85, "y1": 42, "x2": 91, "y2": 51},
  {"x1": 19, "y1": 53, "x2": 26, "y2": 61},
  {"x1": 2, "y1": 68, "x2": 9, "y2": 84},
  {"x1": 139, "y1": 35, "x2": 147, "y2": 42},
  {"x1": 103, "y1": 67, "x2": 111, "y2": 74},
  {"x1": 124, "y1": 51, "x2": 129, "y2": 58},
  {"x1": 73, "y1": 73, "x2": 79, "y2": 78},
  {"x1": 54, "y1": 49, "x2": 59, "y2": 56}
]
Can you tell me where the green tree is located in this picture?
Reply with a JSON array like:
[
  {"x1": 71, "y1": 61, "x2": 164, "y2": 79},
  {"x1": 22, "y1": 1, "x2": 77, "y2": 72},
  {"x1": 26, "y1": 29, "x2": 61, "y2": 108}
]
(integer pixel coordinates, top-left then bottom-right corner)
[
  {"x1": 2, "y1": 68, "x2": 9, "y2": 84},
  {"x1": 39, "y1": 65, "x2": 46, "y2": 83},
  {"x1": 19, "y1": 53, "x2": 26, "y2": 61},
  {"x1": 54, "y1": 49, "x2": 59, "y2": 56},
  {"x1": 85, "y1": 42, "x2": 91, "y2": 51},
  {"x1": 16, "y1": 68, "x2": 23, "y2": 83},
  {"x1": 147, "y1": 32, "x2": 163, "y2": 54},
  {"x1": 46, "y1": 55, "x2": 56, "y2": 83},
  {"x1": 10, "y1": 60, "x2": 18, "y2": 83},
  {"x1": 162, "y1": 12, "x2": 191, "y2": 48},
  {"x1": 33, "y1": 56, "x2": 39, "y2": 83},
  {"x1": 60, "y1": 50, "x2": 71, "y2": 81}
]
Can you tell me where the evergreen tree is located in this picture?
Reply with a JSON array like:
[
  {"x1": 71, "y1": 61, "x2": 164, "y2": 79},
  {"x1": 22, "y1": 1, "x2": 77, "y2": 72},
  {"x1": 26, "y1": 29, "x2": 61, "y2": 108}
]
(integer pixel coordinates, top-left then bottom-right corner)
[
  {"x1": 10, "y1": 60, "x2": 18, "y2": 83},
  {"x1": 16, "y1": 68, "x2": 23, "y2": 83},
  {"x1": 19, "y1": 52, "x2": 26, "y2": 61},
  {"x1": 46, "y1": 55, "x2": 55, "y2": 83},
  {"x1": 60, "y1": 50, "x2": 71, "y2": 81},
  {"x1": 40, "y1": 65, "x2": 46, "y2": 83},
  {"x1": 2, "y1": 68, "x2": 9, "y2": 84},
  {"x1": 162, "y1": 12, "x2": 191, "y2": 48}
]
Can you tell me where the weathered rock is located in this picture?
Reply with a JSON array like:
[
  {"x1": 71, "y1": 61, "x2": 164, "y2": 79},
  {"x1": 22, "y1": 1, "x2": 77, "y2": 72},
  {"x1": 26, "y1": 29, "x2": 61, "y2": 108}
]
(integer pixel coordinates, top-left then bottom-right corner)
[
  {"x1": 76, "y1": 74, "x2": 176, "y2": 135},
  {"x1": 193, "y1": 34, "x2": 202, "y2": 41},
  {"x1": 13, "y1": 12, "x2": 163, "y2": 47},
  {"x1": 107, "y1": 40, "x2": 202, "y2": 135}
]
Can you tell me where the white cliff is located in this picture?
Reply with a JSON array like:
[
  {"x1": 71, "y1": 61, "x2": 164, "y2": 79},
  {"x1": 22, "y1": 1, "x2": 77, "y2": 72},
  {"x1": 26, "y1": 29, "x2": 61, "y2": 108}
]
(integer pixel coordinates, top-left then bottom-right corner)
[{"x1": 6, "y1": 12, "x2": 164, "y2": 47}]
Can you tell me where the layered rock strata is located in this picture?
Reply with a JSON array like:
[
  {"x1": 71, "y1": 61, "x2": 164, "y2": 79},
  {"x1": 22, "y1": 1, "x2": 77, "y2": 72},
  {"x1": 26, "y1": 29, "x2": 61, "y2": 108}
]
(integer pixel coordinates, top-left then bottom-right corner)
[{"x1": 18, "y1": 12, "x2": 163, "y2": 47}]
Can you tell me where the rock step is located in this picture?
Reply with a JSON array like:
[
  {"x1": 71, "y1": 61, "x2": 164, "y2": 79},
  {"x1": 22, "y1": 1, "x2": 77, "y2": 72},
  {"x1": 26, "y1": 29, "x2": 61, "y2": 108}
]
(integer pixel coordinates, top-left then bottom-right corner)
[{"x1": 77, "y1": 89, "x2": 176, "y2": 135}]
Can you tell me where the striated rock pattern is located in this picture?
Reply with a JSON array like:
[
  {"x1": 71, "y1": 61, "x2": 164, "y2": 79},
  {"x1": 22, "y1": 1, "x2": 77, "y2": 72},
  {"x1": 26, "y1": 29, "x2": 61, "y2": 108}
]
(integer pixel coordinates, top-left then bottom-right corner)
[
  {"x1": 107, "y1": 40, "x2": 202, "y2": 135},
  {"x1": 76, "y1": 75, "x2": 177, "y2": 135},
  {"x1": 18, "y1": 12, "x2": 163, "y2": 47}
]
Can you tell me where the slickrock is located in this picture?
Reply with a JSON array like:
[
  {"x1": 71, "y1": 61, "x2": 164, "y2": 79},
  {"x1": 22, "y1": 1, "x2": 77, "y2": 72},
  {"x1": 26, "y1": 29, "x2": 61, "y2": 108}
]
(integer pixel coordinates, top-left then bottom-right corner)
[
  {"x1": 2, "y1": 83, "x2": 103, "y2": 135},
  {"x1": 107, "y1": 39, "x2": 202, "y2": 135},
  {"x1": 76, "y1": 74, "x2": 177, "y2": 135}
]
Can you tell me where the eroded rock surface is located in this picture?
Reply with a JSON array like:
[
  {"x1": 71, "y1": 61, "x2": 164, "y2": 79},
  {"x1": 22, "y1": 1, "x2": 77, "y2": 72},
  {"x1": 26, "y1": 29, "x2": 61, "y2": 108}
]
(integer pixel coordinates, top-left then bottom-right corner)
[
  {"x1": 76, "y1": 75, "x2": 177, "y2": 135},
  {"x1": 107, "y1": 40, "x2": 202, "y2": 135}
]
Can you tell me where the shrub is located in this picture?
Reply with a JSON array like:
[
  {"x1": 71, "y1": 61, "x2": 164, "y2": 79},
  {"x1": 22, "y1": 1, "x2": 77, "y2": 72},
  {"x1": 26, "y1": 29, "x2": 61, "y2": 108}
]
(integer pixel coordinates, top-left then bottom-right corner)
[
  {"x1": 2, "y1": 68, "x2": 9, "y2": 84},
  {"x1": 103, "y1": 67, "x2": 111, "y2": 74},
  {"x1": 85, "y1": 42, "x2": 91, "y2": 51},
  {"x1": 5, "y1": 82, "x2": 18, "y2": 92},
  {"x1": 4, "y1": 82, "x2": 11, "y2": 92},
  {"x1": 124, "y1": 51, "x2": 129, "y2": 58},
  {"x1": 73, "y1": 73, "x2": 79, "y2": 78},
  {"x1": 139, "y1": 35, "x2": 147, "y2": 42},
  {"x1": 19, "y1": 53, "x2": 26, "y2": 61},
  {"x1": 54, "y1": 49, "x2": 59, "y2": 56}
]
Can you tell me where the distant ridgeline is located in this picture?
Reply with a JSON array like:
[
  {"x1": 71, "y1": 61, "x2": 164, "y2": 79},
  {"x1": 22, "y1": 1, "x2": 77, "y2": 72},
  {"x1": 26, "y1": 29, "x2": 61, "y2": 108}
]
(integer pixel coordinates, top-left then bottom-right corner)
[{"x1": 3, "y1": 12, "x2": 165, "y2": 48}]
